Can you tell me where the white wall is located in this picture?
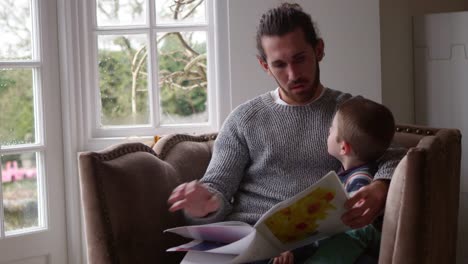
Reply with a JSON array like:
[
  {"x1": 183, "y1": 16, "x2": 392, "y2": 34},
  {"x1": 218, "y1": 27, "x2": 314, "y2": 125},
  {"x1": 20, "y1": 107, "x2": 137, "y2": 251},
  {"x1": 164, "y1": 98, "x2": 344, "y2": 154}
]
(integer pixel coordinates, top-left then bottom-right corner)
[
  {"x1": 380, "y1": 0, "x2": 414, "y2": 124},
  {"x1": 379, "y1": 0, "x2": 468, "y2": 124},
  {"x1": 413, "y1": 12, "x2": 468, "y2": 264},
  {"x1": 227, "y1": 0, "x2": 382, "y2": 109}
]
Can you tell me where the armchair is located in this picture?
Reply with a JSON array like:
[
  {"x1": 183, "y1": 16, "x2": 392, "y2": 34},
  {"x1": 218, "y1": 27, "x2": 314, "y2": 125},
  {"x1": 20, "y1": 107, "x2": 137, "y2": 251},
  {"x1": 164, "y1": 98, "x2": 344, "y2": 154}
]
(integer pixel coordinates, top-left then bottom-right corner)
[{"x1": 78, "y1": 124, "x2": 461, "y2": 264}]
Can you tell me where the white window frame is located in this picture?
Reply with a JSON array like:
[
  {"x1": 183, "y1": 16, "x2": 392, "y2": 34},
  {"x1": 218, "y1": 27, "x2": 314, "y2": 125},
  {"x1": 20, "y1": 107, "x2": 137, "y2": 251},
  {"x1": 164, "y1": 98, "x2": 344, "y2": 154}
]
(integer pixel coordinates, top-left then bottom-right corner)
[{"x1": 79, "y1": 0, "x2": 220, "y2": 148}]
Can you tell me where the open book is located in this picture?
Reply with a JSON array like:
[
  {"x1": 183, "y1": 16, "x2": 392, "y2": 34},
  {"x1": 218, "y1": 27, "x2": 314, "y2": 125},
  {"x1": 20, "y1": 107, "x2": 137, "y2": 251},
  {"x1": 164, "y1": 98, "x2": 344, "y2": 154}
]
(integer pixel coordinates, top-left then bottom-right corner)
[{"x1": 165, "y1": 171, "x2": 350, "y2": 263}]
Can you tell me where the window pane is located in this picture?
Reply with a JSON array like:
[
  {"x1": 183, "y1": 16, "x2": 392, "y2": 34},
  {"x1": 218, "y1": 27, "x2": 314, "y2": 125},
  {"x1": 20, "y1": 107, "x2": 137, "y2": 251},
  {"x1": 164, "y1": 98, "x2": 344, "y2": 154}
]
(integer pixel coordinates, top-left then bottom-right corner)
[
  {"x1": 157, "y1": 31, "x2": 208, "y2": 125},
  {"x1": 156, "y1": 0, "x2": 206, "y2": 25},
  {"x1": 98, "y1": 34, "x2": 150, "y2": 126},
  {"x1": 96, "y1": 0, "x2": 147, "y2": 27},
  {"x1": 0, "y1": 69, "x2": 35, "y2": 146},
  {"x1": 1, "y1": 152, "x2": 40, "y2": 233},
  {"x1": 0, "y1": 0, "x2": 33, "y2": 60}
]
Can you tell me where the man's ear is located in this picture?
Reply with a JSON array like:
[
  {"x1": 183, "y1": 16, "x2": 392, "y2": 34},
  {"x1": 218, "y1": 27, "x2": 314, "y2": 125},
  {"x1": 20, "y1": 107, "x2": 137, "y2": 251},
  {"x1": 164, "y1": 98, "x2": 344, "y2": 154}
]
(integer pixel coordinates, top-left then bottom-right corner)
[
  {"x1": 340, "y1": 141, "x2": 352, "y2": 156},
  {"x1": 315, "y1": 39, "x2": 325, "y2": 62},
  {"x1": 257, "y1": 56, "x2": 270, "y2": 74}
]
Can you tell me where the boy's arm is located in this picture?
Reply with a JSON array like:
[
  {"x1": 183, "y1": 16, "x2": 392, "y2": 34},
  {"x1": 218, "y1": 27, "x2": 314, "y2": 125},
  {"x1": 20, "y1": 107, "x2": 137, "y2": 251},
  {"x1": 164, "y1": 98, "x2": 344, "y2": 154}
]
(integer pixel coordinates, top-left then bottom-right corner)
[{"x1": 341, "y1": 147, "x2": 406, "y2": 228}]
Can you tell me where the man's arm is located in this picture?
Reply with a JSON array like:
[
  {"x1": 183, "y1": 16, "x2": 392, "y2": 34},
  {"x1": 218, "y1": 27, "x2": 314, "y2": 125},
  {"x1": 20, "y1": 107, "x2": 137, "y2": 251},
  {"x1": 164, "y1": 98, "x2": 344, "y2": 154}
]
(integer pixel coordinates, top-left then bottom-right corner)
[
  {"x1": 341, "y1": 147, "x2": 406, "y2": 228},
  {"x1": 342, "y1": 179, "x2": 389, "y2": 228},
  {"x1": 168, "y1": 180, "x2": 221, "y2": 217},
  {"x1": 373, "y1": 147, "x2": 407, "y2": 180},
  {"x1": 167, "y1": 110, "x2": 250, "y2": 224}
]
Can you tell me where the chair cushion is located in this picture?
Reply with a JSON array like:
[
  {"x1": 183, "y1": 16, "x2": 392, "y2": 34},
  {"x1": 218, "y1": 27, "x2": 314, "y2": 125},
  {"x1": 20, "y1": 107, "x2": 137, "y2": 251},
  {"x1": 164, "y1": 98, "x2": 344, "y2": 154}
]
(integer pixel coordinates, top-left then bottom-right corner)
[{"x1": 80, "y1": 143, "x2": 187, "y2": 263}]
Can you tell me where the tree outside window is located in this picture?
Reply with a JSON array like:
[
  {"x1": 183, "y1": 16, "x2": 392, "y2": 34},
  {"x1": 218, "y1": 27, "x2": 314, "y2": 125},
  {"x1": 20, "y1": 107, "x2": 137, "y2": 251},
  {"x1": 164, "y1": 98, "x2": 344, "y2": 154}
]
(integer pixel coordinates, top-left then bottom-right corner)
[{"x1": 95, "y1": 0, "x2": 209, "y2": 127}]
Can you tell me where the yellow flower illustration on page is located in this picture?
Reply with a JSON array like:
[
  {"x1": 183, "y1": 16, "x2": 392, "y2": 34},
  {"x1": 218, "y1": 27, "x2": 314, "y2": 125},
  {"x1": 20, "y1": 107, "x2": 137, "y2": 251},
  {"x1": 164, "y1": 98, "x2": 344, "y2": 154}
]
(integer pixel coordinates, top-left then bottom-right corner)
[{"x1": 264, "y1": 188, "x2": 336, "y2": 243}]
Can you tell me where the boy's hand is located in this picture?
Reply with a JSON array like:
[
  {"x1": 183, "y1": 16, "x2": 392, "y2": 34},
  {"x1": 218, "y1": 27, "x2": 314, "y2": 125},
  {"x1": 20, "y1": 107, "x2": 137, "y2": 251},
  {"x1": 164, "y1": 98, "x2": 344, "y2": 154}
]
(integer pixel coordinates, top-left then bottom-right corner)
[
  {"x1": 168, "y1": 180, "x2": 220, "y2": 218},
  {"x1": 273, "y1": 251, "x2": 294, "y2": 264},
  {"x1": 341, "y1": 180, "x2": 389, "y2": 229}
]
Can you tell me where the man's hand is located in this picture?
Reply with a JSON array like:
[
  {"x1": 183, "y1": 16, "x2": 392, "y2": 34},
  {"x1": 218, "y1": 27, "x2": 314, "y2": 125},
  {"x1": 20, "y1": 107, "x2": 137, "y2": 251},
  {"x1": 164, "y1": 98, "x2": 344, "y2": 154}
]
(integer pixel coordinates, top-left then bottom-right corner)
[
  {"x1": 273, "y1": 251, "x2": 294, "y2": 264},
  {"x1": 168, "y1": 180, "x2": 220, "y2": 218},
  {"x1": 341, "y1": 180, "x2": 389, "y2": 229}
]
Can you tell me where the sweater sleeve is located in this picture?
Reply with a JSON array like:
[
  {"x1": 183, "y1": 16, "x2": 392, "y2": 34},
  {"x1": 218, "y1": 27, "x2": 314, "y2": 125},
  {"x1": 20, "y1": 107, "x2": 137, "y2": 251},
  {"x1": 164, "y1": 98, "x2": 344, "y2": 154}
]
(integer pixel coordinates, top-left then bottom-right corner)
[
  {"x1": 373, "y1": 147, "x2": 407, "y2": 180},
  {"x1": 186, "y1": 109, "x2": 251, "y2": 224}
]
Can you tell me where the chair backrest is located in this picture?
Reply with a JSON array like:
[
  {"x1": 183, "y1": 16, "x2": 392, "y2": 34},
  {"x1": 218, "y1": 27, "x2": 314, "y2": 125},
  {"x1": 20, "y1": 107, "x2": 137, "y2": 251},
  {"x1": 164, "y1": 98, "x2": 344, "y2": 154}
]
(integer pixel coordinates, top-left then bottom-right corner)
[
  {"x1": 78, "y1": 135, "x2": 217, "y2": 264},
  {"x1": 379, "y1": 126, "x2": 461, "y2": 264}
]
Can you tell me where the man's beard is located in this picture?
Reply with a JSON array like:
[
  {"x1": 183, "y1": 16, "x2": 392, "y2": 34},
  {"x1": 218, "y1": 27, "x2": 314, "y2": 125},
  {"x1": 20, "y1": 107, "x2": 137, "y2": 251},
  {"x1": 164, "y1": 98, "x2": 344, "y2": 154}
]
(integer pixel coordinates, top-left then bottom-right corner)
[{"x1": 271, "y1": 61, "x2": 321, "y2": 104}]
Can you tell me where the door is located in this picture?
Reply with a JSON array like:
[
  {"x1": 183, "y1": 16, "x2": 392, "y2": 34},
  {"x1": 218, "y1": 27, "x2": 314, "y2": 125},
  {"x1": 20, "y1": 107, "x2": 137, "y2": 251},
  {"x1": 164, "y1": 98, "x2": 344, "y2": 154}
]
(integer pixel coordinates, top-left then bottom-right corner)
[{"x1": 0, "y1": 0, "x2": 68, "y2": 263}]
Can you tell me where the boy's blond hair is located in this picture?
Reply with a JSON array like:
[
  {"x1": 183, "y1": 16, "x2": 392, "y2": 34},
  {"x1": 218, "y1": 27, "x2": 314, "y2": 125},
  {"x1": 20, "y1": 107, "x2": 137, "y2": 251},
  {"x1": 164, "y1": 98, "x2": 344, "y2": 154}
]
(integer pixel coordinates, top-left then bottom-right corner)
[{"x1": 336, "y1": 97, "x2": 395, "y2": 162}]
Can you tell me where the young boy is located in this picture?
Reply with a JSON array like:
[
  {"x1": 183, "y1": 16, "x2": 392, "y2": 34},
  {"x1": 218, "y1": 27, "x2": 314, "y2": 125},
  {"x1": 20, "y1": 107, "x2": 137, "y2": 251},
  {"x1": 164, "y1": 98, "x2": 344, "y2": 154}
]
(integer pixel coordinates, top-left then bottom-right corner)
[
  {"x1": 274, "y1": 97, "x2": 395, "y2": 264},
  {"x1": 327, "y1": 96, "x2": 395, "y2": 198}
]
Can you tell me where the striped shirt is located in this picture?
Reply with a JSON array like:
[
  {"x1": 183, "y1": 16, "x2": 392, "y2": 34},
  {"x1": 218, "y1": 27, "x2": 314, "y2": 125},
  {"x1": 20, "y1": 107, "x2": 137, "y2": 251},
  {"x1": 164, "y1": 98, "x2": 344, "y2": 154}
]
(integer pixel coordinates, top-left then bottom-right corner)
[{"x1": 338, "y1": 164, "x2": 377, "y2": 197}]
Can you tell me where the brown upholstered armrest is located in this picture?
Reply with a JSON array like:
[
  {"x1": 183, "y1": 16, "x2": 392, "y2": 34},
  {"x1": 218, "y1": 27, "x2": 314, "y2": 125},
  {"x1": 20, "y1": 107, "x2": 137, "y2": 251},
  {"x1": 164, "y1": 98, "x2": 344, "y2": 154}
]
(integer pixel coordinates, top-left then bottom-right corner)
[{"x1": 380, "y1": 127, "x2": 461, "y2": 264}]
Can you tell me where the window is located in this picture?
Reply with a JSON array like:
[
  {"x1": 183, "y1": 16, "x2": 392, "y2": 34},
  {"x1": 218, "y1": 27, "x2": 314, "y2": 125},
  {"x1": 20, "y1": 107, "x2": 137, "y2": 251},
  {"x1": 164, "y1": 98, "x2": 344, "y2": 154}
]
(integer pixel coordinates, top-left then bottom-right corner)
[
  {"x1": 83, "y1": 0, "x2": 217, "y2": 140},
  {"x1": 0, "y1": 0, "x2": 46, "y2": 237}
]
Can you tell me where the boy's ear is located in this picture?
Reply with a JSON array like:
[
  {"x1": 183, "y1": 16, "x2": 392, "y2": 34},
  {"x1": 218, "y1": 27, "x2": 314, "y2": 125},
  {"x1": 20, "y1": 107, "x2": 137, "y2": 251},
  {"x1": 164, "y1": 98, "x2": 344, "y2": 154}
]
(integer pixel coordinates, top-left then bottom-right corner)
[
  {"x1": 340, "y1": 141, "x2": 352, "y2": 155},
  {"x1": 257, "y1": 56, "x2": 270, "y2": 74}
]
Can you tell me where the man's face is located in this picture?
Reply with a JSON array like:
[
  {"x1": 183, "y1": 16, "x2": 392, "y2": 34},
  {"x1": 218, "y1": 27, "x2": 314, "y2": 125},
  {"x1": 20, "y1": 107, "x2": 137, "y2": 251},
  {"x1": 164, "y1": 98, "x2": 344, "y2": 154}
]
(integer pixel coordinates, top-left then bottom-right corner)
[
  {"x1": 327, "y1": 113, "x2": 341, "y2": 160},
  {"x1": 259, "y1": 28, "x2": 324, "y2": 105}
]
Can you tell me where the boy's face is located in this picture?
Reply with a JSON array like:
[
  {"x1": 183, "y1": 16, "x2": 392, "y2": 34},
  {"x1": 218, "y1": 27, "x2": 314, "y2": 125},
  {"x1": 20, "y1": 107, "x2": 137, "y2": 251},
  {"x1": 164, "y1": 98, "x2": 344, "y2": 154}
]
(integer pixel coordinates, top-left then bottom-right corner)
[{"x1": 327, "y1": 113, "x2": 341, "y2": 159}]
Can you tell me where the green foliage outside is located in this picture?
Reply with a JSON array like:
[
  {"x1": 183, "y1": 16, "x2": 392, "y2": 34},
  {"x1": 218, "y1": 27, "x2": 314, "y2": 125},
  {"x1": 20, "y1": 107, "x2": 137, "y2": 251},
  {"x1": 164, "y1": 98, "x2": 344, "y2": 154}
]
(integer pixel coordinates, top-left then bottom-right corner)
[
  {"x1": 98, "y1": 31, "x2": 208, "y2": 125},
  {"x1": 0, "y1": 69, "x2": 34, "y2": 147},
  {"x1": 98, "y1": 37, "x2": 150, "y2": 125},
  {"x1": 158, "y1": 32, "x2": 207, "y2": 117},
  {"x1": 1, "y1": 0, "x2": 208, "y2": 143}
]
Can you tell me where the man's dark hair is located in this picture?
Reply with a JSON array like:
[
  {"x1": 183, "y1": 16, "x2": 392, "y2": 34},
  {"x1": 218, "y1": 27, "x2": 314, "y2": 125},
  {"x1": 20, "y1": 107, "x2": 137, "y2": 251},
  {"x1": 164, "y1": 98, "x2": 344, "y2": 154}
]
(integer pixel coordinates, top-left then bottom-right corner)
[{"x1": 256, "y1": 3, "x2": 319, "y2": 61}]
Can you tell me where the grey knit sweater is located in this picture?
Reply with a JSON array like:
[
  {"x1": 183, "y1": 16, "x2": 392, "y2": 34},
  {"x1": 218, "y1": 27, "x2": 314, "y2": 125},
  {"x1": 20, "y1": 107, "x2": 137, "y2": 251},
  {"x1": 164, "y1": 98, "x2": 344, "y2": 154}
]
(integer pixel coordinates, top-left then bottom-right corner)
[{"x1": 195, "y1": 88, "x2": 400, "y2": 225}]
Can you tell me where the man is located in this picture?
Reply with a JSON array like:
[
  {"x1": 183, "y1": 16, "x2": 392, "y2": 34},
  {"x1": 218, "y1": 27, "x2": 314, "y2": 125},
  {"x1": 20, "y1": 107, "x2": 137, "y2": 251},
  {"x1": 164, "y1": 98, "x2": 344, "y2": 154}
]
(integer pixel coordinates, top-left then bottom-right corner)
[{"x1": 168, "y1": 2, "x2": 401, "y2": 261}]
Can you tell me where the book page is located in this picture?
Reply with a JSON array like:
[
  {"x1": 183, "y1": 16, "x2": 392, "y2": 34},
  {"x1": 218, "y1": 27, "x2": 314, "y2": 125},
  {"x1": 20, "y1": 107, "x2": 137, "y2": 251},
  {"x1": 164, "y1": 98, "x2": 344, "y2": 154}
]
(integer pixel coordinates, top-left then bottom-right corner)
[
  {"x1": 181, "y1": 251, "x2": 237, "y2": 264},
  {"x1": 167, "y1": 231, "x2": 256, "y2": 255},
  {"x1": 168, "y1": 226, "x2": 281, "y2": 262},
  {"x1": 166, "y1": 171, "x2": 350, "y2": 263},
  {"x1": 254, "y1": 171, "x2": 350, "y2": 251},
  {"x1": 164, "y1": 221, "x2": 254, "y2": 244},
  {"x1": 231, "y1": 231, "x2": 282, "y2": 263},
  {"x1": 167, "y1": 240, "x2": 230, "y2": 252}
]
